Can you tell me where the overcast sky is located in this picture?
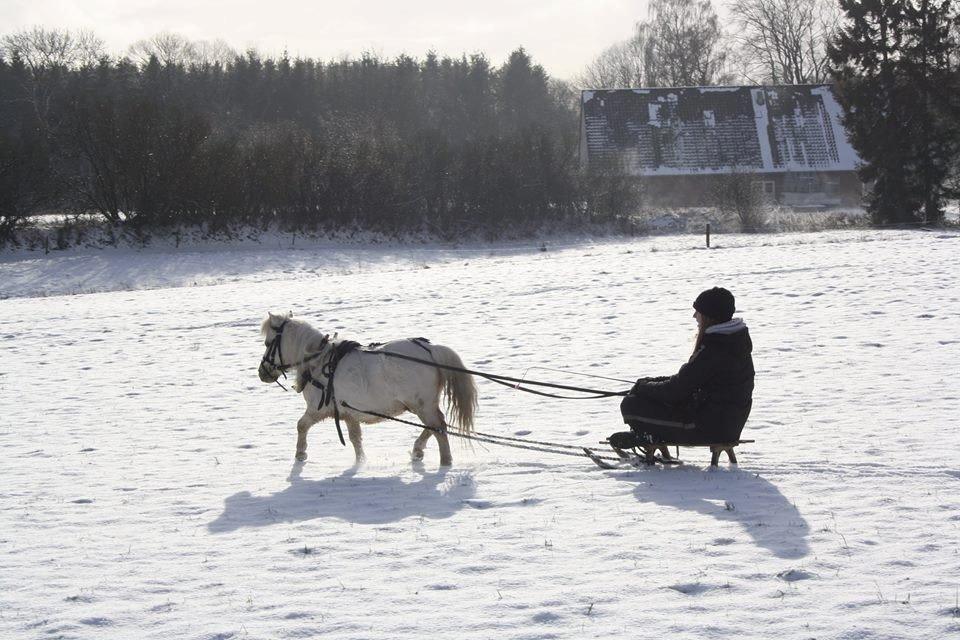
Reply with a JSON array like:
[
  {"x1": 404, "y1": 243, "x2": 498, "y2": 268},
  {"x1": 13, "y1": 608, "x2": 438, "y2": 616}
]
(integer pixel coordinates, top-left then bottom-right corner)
[{"x1": 0, "y1": 0, "x2": 650, "y2": 80}]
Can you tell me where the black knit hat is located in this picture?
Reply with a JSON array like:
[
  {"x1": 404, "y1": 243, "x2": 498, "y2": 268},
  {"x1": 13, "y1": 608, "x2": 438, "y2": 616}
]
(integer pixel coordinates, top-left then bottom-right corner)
[{"x1": 693, "y1": 287, "x2": 735, "y2": 322}]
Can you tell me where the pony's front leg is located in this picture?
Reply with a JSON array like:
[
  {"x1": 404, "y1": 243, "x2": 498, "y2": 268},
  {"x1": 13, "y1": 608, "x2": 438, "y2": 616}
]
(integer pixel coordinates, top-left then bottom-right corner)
[
  {"x1": 295, "y1": 412, "x2": 319, "y2": 461},
  {"x1": 345, "y1": 418, "x2": 365, "y2": 465}
]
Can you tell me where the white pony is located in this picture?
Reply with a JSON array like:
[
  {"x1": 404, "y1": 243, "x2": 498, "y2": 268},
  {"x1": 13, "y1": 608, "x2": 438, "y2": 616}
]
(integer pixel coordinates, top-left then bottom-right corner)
[{"x1": 258, "y1": 312, "x2": 477, "y2": 466}]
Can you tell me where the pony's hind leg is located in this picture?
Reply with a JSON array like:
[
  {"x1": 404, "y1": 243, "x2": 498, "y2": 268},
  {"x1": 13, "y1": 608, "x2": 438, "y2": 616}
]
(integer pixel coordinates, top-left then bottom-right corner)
[
  {"x1": 295, "y1": 412, "x2": 320, "y2": 461},
  {"x1": 411, "y1": 428, "x2": 434, "y2": 461},
  {"x1": 415, "y1": 406, "x2": 452, "y2": 466}
]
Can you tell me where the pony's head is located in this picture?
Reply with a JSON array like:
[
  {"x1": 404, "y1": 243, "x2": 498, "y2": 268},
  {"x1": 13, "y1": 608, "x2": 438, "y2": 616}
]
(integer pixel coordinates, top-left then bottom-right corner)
[{"x1": 258, "y1": 311, "x2": 293, "y2": 383}]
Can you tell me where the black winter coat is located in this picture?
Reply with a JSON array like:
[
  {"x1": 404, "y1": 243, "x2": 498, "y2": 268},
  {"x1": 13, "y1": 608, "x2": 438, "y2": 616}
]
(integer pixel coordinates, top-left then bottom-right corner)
[{"x1": 631, "y1": 320, "x2": 755, "y2": 442}]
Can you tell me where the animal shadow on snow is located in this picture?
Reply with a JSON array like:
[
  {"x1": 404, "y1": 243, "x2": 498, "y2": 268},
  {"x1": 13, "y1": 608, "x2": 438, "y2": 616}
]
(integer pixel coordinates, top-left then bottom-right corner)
[
  {"x1": 617, "y1": 467, "x2": 810, "y2": 559},
  {"x1": 207, "y1": 463, "x2": 475, "y2": 533}
]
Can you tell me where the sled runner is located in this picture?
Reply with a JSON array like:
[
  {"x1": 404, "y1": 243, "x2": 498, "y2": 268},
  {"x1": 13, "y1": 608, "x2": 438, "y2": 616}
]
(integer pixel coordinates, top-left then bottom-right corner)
[{"x1": 593, "y1": 439, "x2": 755, "y2": 468}]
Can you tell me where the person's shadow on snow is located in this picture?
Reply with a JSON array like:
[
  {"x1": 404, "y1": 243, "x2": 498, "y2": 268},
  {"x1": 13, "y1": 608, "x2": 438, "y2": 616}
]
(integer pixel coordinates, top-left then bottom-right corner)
[
  {"x1": 207, "y1": 462, "x2": 475, "y2": 533},
  {"x1": 615, "y1": 467, "x2": 810, "y2": 559}
]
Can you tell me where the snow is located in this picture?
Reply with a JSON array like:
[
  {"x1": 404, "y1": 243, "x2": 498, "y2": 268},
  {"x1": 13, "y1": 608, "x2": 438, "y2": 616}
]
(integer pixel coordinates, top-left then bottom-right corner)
[
  {"x1": 2, "y1": 229, "x2": 959, "y2": 639},
  {"x1": 753, "y1": 88, "x2": 775, "y2": 171},
  {"x1": 812, "y1": 85, "x2": 861, "y2": 170}
]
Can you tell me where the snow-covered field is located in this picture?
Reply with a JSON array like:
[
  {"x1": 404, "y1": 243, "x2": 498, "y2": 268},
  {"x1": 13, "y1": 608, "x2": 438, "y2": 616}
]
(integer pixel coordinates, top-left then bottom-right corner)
[{"x1": 1, "y1": 229, "x2": 959, "y2": 639}]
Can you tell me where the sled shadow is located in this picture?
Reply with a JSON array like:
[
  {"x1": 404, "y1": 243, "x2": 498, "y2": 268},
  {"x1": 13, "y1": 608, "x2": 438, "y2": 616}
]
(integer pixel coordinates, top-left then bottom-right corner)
[
  {"x1": 208, "y1": 463, "x2": 475, "y2": 533},
  {"x1": 615, "y1": 466, "x2": 810, "y2": 559}
]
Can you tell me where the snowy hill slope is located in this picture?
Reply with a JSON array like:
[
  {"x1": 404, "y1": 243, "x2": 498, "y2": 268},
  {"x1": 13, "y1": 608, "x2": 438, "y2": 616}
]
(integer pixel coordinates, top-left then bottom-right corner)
[{"x1": 1, "y1": 229, "x2": 958, "y2": 639}]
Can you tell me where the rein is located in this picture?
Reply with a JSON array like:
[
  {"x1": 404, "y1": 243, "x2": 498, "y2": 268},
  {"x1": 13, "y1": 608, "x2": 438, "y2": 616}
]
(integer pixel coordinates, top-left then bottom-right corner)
[
  {"x1": 371, "y1": 350, "x2": 630, "y2": 399},
  {"x1": 266, "y1": 325, "x2": 628, "y2": 400}
]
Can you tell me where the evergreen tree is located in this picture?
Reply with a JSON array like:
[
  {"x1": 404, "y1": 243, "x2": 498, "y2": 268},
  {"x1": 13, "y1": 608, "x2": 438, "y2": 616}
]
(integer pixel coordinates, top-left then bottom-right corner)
[
  {"x1": 0, "y1": 29, "x2": 626, "y2": 240},
  {"x1": 830, "y1": 0, "x2": 960, "y2": 224}
]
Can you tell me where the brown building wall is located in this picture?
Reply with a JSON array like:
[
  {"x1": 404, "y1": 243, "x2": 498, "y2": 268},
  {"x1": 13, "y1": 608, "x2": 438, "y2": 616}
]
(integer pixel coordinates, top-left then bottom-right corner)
[{"x1": 640, "y1": 171, "x2": 862, "y2": 208}]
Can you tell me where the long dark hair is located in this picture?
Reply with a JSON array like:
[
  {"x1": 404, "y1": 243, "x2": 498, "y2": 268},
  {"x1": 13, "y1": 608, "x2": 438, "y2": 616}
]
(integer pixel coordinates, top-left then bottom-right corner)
[{"x1": 692, "y1": 314, "x2": 721, "y2": 358}]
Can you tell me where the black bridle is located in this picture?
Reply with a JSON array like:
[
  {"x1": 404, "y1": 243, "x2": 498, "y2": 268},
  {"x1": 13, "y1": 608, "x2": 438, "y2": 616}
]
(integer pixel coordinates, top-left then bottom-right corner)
[
  {"x1": 263, "y1": 318, "x2": 331, "y2": 391},
  {"x1": 261, "y1": 319, "x2": 344, "y2": 429},
  {"x1": 261, "y1": 318, "x2": 291, "y2": 388}
]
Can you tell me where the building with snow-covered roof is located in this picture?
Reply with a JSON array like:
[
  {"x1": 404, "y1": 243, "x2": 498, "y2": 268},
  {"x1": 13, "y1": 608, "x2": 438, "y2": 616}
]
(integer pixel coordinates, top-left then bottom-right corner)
[{"x1": 580, "y1": 84, "x2": 864, "y2": 208}]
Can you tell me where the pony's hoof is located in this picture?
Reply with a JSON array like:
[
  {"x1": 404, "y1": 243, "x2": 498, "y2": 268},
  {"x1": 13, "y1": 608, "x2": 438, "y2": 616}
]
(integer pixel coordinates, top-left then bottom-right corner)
[
  {"x1": 295, "y1": 451, "x2": 307, "y2": 462},
  {"x1": 439, "y1": 459, "x2": 453, "y2": 467}
]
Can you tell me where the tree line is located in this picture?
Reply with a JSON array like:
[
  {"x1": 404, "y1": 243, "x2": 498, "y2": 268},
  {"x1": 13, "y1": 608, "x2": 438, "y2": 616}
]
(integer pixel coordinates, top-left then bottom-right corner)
[
  {"x1": 0, "y1": 32, "x2": 642, "y2": 244},
  {"x1": 2, "y1": 0, "x2": 960, "y2": 244}
]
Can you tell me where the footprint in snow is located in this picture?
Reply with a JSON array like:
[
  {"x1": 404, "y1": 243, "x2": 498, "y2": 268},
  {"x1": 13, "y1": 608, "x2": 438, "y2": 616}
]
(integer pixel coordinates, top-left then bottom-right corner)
[
  {"x1": 462, "y1": 499, "x2": 493, "y2": 509},
  {"x1": 79, "y1": 617, "x2": 113, "y2": 627},
  {"x1": 283, "y1": 612, "x2": 311, "y2": 620},
  {"x1": 669, "y1": 582, "x2": 713, "y2": 595},
  {"x1": 575, "y1": 430, "x2": 589, "y2": 436},
  {"x1": 531, "y1": 612, "x2": 561, "y2": 623},
  {"x1": 65, "y1": 594, "x2": 94, "y2": 603},
  {"x1": 514, "y1": 430, "x2": 531, "y2": 436},
  {"x1": 777, "y1": 569, "x2": 816, "y2": 582}
]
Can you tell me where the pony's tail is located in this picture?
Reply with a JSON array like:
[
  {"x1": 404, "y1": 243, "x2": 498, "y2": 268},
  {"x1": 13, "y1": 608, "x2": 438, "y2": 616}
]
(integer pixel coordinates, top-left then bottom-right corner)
[{"x1": 430, "y1": 345, "x2": 477, "y2": 436}]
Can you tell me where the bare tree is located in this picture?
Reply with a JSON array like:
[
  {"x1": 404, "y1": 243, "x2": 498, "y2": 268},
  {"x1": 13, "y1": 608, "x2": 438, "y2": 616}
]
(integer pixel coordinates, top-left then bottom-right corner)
[
  {"x1": 578, "y1": 0, "x2": 729, "y2": 89},
  {"x1": 128, "y1": 32, "x2": 235, "y2": 67},
  {"x1": 726, "y1": 0, "x2": 839, "y2": 84},
  {"x1": 0, "y1": 26, "x2": 104, "y2": 71},
  {"x1": 646, "y1": 0, "x2": 730, "y2": 86},
  {"x1": 0, "y1": 27, "x2": 105, "y2": 138},
  {"x1": 577, "y1": 22, "x2": 654, "y2": 88},
  {"x1": 711, "y1": 167, "x2": 769, "y2": 231},
  {"x1": 192, "y1": 38, "x2": 238, "y2": 66}
]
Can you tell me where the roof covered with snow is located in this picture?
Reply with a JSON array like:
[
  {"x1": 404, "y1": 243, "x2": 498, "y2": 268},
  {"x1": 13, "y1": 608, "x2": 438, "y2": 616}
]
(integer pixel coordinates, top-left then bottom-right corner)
[{"x1": 581, "y1": 85, "x2": 860, "y2": 176}]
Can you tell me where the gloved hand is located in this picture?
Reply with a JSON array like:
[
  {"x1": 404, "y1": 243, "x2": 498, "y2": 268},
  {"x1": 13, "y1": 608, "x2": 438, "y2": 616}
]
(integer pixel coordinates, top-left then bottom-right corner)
[{"x1": 631, "y1": 376, "x2": 668, "y2": 394}]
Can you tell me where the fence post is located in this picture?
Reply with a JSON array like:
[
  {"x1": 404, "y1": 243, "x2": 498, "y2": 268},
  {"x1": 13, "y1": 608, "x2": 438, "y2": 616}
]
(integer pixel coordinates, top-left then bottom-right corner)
[{"x1": 706, "y1": 223, "x2": 711, "y2": 248}]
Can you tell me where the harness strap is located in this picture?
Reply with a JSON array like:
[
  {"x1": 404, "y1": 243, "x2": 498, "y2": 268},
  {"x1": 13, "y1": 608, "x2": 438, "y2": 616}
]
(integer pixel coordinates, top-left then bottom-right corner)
[
  {"x1": 300, "y1": 340, "x2": 362, "y2": 446},
  {"x1": 333, "y1": 405, "x2": 346, "y2": 447},
  {"x1": 410, "y1": 337, "x2": 433, "y2": 355}
]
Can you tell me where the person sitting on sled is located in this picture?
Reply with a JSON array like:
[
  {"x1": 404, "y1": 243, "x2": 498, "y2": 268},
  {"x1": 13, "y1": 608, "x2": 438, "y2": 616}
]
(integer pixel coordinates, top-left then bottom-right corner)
[{"x1": 609, "y1": 287, "x2": 754, "y2": 454}]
